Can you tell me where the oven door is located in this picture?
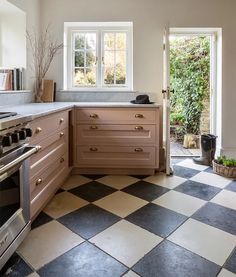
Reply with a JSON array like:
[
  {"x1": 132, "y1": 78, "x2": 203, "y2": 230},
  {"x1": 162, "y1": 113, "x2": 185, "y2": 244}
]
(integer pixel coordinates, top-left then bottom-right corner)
[{"x1": 0, "y1": 145, "x2": 40, "y2": 266}]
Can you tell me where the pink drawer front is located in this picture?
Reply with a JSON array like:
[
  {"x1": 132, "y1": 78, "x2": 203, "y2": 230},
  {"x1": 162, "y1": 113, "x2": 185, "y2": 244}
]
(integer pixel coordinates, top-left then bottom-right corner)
[
  {"x1": 76, "y1": 108, "x2": 157, "y2": 124},
  {"x1": 76, "y1": 124, "x2": 156, "y2": 145},
  {"x1": 76, "y1": 146, "x2": 156, "y2": 168}
]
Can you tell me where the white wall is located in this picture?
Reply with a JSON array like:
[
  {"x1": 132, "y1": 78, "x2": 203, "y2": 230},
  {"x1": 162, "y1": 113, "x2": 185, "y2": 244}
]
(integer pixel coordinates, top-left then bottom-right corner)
[
  {"x1": 0, "y1": 0, "x2": 26, "y2": 68},
  {"x1": 39, "y1": 0, "x2": 236, "y2": 157},
  {"x1": 7, "y1": 0, "x2": 40, "y2": 91}
]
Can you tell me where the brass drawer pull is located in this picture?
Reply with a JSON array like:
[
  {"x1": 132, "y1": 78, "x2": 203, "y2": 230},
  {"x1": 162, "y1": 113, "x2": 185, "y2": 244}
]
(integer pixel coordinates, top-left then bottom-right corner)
[
  {"x1": 134, "y1": 148, "x2": 143, "y2": 152},
  {"x1": 90, "y1": 113, "x2": 98, "y2": 119},
  {"x1": 90, "y1": 125, "x2": 98, "y2": 130},
  {"x1": 135, "y1": 114, "x2": 144, "y2": 118},
  {"x1": 135, "y1": 126, "x2": 143, "y2": 131},
  {"x1": 60, "y1": 157, "x2": 65, "y2": 163},
  {"x1": 90, "y1": 147, "x2": 98, "y2": 152},
  {"x1": 35, "y1": 127, "x2": 42, "y2": 134},
  {"x1": 60, "y1": 132, "x2": 64, "y2": 137},
  {"x1": 59, "y1": 118, "x2": 64, "y2": 124},
  {"x1": 36, "y1": 178, "x2": 42, "y2": 186}
]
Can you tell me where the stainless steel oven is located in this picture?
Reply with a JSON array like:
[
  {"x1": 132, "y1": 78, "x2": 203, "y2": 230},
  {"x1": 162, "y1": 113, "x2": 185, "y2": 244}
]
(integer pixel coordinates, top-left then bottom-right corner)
[{"x1": 0, "y1": 113, "x2": 39, "y2": 270}]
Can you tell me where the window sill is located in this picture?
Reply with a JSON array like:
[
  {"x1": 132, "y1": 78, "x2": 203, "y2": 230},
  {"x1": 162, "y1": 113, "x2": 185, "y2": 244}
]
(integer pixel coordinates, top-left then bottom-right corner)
[{"x1": 59, "y1": 89, "x2": 137, "y2": 93}]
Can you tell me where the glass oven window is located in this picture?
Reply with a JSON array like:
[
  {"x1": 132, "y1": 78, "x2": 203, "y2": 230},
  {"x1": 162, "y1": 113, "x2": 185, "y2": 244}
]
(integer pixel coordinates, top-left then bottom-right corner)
[{"x1": 0, "y1": 171, "x2": 20, "y2": 228}]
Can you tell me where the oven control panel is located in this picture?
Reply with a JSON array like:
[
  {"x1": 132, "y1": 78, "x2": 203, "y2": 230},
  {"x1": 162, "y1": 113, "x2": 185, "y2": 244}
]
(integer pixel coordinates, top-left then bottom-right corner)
[{"x1": 0, "y1": 124, "x2": 33, "y2": 156}]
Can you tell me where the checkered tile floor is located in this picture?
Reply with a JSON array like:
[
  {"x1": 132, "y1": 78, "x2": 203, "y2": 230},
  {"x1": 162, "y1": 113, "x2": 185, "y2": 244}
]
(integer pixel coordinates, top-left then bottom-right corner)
[{"x1": 1, "y1": 158, "x2": 236, "y2": 277}]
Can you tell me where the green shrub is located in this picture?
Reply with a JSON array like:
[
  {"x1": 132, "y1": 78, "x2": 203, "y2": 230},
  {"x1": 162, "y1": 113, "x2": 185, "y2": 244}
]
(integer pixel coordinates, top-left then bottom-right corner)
[{"x1": 170, "y1": 112, "x2": 185, "y2": 125}]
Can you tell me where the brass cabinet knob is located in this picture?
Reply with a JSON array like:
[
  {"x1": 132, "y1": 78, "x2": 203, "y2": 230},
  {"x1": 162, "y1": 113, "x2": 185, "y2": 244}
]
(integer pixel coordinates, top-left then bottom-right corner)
[
  {"x1": 89, "y1": 147, "x2": 98, "y2": 152},
  {"x1": 60, "y1": 157, "x2": 65, "y2": 163},
  {"x1": 135, "y1": 114, "x2": 144, "y2": 118},
  {"x1": 36, "y1": 178, "x2": 42, "y2": 186},
  {"x1": 135, "y1": 126, "x2": 143, "y2": 130},
  {"x1": 59, "y1": 118, "x2": 64, "y2": 124},
  {"x1": 60, "y1": 132, "x2": 64, "y2": 137},
  {"x1": 134, "y1": 148, "x2": 143, "y2": 152},
  {"x1": 35, "y1": 127, "x2": 42, "y2": 133},
  {"x1": 90, "y1": 125, "x2": 98, "y2": 130},
  {"x1": 89, "y1": 113, "x2": 98, "y2": 119}
]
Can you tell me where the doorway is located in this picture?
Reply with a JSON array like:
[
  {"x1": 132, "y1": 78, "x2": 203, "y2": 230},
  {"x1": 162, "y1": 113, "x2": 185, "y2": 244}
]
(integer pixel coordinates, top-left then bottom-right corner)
[{"x1": 169, "y1": 31, "x2": 216, "y2": 157}]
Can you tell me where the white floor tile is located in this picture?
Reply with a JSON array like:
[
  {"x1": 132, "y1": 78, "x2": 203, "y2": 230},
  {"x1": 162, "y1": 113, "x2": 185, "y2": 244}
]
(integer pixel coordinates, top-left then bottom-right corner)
[
  {"x1": 27, "y1": 273, "x2": 40, "y2": 277},
  {"x1": 177, "y1": 158, "x2": 209, "y2": 171},
  {"x1": 211, "y1": 190, "x2": 236, "y2": 210},
  {"x1": 62, "y1": 175, "x2": 91, "y2": 190},
  {"x1": 94, "y1": 191, "x2": 147, "y2": 218},
  {"x1": 152, "y1": 190, "x2": 206, "y2": 216},
  {"x1": 144, "y1": 173, "x2": 186, "y2": 189},
  {"x1": 17, "y1": 221, "x2": 84, "y2": 270},
  {"x1": 97, "y1": 175, "x2": 139, "y2": 190},
  {"x1": 123, "y1": 270, "x2": 140, "y2": 277},
  {"x1": 90, "y1": 220, "x2": 162, "y2": 267},
  {"x1": 168, "y1": 219, "x2": 236, "y2": 266},
  {"x1": 44, "y1": 191, "x2": 88, "y2": 218},
  {"x1": 190, "y1": 172, "x2": 232, "y2": 189},
  {"x1": 218, "y1": 269, "x2": 236, "y2": 277}
]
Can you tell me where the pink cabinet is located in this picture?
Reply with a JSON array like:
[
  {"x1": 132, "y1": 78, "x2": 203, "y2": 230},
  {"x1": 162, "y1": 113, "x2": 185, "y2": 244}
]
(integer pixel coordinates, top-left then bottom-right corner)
[{"x1": 74, "y1": 107, "x2": 160, "y2": 175}]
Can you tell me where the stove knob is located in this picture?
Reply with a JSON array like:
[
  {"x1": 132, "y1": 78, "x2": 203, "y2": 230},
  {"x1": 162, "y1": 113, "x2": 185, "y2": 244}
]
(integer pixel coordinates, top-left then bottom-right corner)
[
  {"x1": 25, "y1": 128, "x2": 33, "y2": 137},
  {"x1": 2, "y1": 134, "x2": 12, "y2": 147},
  {"x1": 19, "y1": 130, "x2": 27, "y2": 140},
  {"x1": 12, "y1": 132, "x2": 20, "y2": 143}
]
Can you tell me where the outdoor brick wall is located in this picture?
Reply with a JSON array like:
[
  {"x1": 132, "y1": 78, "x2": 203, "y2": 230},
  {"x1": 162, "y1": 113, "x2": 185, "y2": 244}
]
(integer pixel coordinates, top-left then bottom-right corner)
[{"x1": 200, "y1": 98, "x2": 210, "y2": 134}]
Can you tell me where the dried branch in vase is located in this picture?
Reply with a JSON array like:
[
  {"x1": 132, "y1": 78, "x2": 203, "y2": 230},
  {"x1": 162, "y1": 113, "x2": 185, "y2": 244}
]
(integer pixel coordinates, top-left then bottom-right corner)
[{"x1": 27, "y1": 25, "x2": 63, "y2": 102}]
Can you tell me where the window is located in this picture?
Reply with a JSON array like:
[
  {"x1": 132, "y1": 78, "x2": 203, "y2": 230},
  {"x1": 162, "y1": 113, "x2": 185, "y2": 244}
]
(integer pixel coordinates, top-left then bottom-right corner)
[{"x1": 64, "y1": 22, "x2": 133, "y2": 91}]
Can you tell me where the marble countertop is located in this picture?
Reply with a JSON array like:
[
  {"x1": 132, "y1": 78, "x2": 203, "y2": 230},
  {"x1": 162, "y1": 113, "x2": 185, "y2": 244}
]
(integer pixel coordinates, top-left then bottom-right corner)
[{"x1": 0, "y1": 102, "x2": 161, "y2": 121}]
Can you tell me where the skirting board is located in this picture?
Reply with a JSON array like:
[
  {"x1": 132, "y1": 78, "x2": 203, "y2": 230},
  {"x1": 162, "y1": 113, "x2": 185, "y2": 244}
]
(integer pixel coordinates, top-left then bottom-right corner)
[{"x1": 72, "y1": 168, "x2": 158, "y2": 175}]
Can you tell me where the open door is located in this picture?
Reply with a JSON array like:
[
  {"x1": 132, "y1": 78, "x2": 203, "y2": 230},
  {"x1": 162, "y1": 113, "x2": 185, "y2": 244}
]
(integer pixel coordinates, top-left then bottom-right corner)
[{"x1": 163, "y1": 27, "x2": 172, "y2": 175}]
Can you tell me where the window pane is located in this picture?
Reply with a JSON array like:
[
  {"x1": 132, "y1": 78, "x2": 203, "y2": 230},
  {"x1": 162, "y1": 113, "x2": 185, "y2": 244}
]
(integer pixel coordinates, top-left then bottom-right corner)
[
  {"x1": 104, "y1": 67, "x2": 115, "y2": 84},
  {"x1": 74, "y1": 68, "x2": 96, "y2": 86},
  {"x1": 104, "y1": 51, "x2": 115, "y2": 67},
  {"x1": 116, "y1": 65, "x2": 126, "y2": 84},
  {"x1": 116, "y1": 33, "x2": 126, "y2": 50},
  {"x1": 104, "y1": 33, "x2": 115, "y2": 50},
  {"x1": 86, "y1": 51, "x2": 96, "y2": 67},
  {"x1": 86, "y1": 33, "x2": 96, "y2": 50},
  {"x1": 74, "y1": 34, "x2": 85, "y2": 49},
  {"x1": 116, "y1": 51, "x2": 126, "y2": 68},
  {"x1": 75, "y1": 52, "x2": 84, "y2": 67},
  {"x1": 86, "y1": 68, "x2": 96, "y2": 85}
]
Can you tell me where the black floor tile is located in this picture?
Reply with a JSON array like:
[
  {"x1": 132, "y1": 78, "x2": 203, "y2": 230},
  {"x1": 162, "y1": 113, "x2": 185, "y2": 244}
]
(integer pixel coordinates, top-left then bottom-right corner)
[
  {"x1": 31, "y1": 211, "x2": 53, "y2": 229},
  {"x1": 204, "y1": 167, "x2": 214, "y2": 173},
  {"x1": 225, "y1": 180, "x2": 236, "y2": 192},
  {"x1": 192, "y1": 202, "x2": 236, "y2": 235},
  {"x1": 174, "y1": 180, "x2": 221, "y2": 201},
  {"x1": 69, "y1": 181, "x2": 117, "y2": 202},
  {"x1": 125, "y1": 203, "x2": 187, "y2": 238},
  {"x1": 224, "y1": 247, "x2": 236, "y2": 274},
  {"x1": 122, "y1": 181, "x2": 169, "y2": 201},
  {"x1": 82, "y1": 174, "x2": 106, "y2": 180},
  {"x1": 58, "y1": 204, "x2": 120, "y2": 239},
  {"x1": 38, "y1": 241, "x2": 127, "y2": 277},
  {"x1": 132, "y1": 240, "x2": 220, "y2": 277},
  {"x1": 0, "y1": 253, "x2": 33, "y2": 277},
  {"x1": 173, "y1": 165, "x2": 200, "y2": 179},
  {"x1": 56, "y1": 188, "x2": 65, "y2": 194},
  {"x1": 130, "y1": 175, "x2": 149, "y2": 180}
]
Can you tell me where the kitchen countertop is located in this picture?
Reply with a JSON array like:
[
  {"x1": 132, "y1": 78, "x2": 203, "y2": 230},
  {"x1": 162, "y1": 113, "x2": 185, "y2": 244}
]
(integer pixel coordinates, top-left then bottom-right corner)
[{"x1": 0, "y1": 102, "x2": 161, "y2": 121}]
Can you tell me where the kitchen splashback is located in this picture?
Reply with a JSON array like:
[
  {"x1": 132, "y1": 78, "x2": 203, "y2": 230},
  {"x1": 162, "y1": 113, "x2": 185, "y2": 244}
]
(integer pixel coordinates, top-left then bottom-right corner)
[{"x1": 0, "y1": 91, "x2": 33, "y2": 106}]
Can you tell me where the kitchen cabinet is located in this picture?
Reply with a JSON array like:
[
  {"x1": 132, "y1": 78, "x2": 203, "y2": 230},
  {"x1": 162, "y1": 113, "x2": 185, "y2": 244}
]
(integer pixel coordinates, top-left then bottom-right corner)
[
  {"x1": 74, "y1": 107, "x2": 161, "y2": 175},
  {"x1": 28, "y1": 110, "x2": 71, "y2": 220}
]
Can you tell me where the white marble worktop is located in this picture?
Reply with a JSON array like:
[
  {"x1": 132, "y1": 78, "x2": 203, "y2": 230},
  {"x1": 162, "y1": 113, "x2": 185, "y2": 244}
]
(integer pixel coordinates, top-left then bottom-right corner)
[{"x1": 0, "y1": 102, "x2": 161, "y2": 121}]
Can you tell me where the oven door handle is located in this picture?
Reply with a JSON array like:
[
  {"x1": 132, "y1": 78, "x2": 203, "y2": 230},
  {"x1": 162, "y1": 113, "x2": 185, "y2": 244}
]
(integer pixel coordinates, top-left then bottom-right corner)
[{"x1": 0, "y1": 145, "x2": 41, "y2": 176}]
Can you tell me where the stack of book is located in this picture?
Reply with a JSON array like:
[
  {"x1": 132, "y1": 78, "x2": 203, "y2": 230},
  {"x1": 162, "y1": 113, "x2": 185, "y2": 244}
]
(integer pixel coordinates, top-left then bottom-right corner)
[{"x1": 0, "y1": 68, "x2": 25, "y2": 91}]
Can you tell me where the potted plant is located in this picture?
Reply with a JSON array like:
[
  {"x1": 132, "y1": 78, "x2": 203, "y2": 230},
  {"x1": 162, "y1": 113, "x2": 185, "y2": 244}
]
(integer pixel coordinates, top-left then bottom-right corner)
[{"x1": 213, "y1": 156, "x2": 236, "y2": 178}]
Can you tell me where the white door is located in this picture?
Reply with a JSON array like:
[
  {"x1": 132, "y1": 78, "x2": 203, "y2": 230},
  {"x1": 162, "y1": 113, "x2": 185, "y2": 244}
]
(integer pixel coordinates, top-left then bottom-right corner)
[{"x1": 163, "y1": 27, "x2": 172, "y2": 175}]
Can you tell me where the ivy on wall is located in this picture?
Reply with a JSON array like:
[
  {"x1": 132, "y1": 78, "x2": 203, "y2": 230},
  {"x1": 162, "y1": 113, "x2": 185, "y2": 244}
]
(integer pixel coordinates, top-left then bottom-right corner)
[{"x1": 170, "y1": 36, "x2": 210, "y2": 135}]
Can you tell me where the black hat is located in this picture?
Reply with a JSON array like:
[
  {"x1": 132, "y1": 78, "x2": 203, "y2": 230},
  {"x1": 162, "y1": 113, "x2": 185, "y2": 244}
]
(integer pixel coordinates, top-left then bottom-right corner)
[{"x1": 130, "y1": 94, "x2": 154, "y2": 104}]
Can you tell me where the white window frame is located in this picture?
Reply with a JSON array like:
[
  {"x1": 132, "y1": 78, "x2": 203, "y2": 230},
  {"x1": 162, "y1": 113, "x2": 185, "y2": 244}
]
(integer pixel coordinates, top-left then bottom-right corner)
[{"x1": 64, "y1": 22, "x2": 133, "y2": 91}]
